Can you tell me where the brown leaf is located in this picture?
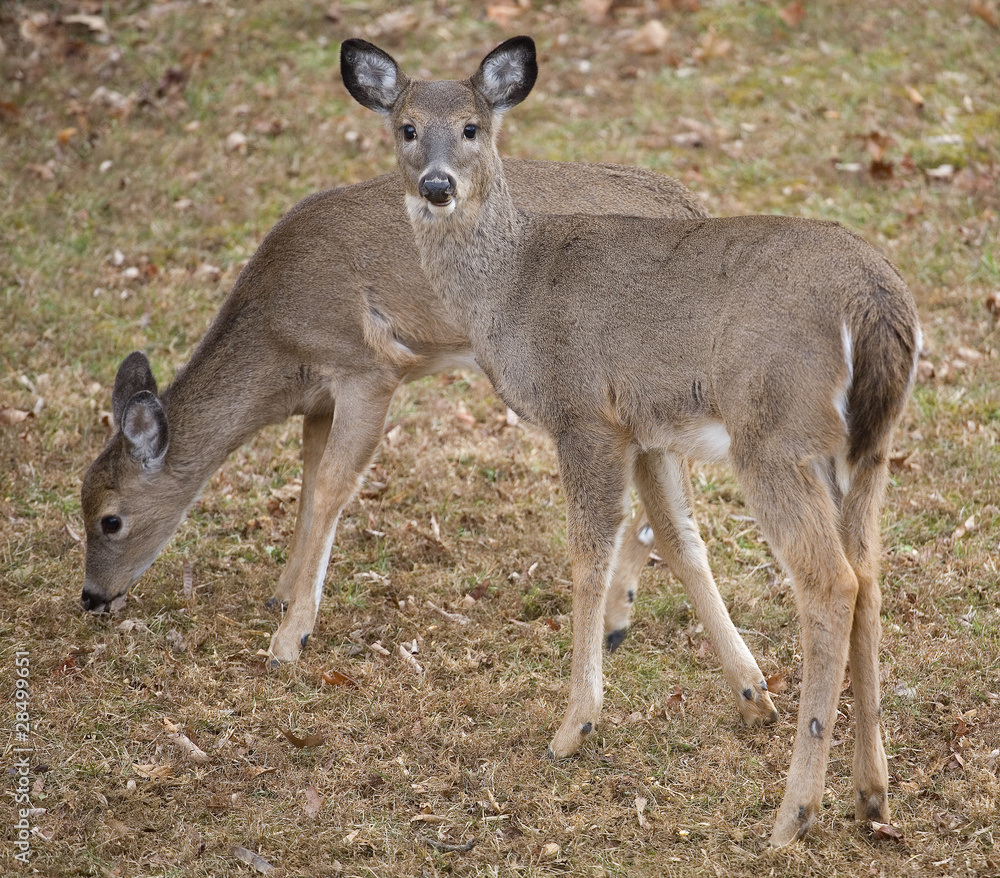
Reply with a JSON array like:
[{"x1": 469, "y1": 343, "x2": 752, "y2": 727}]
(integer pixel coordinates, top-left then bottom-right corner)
[
  {"x1": 985, "y1": 291, "x2": 1000, "y2": 318},
  {"x1": 486, "y1": 4, "x2": 524, "y2": 27},
  {"x1": 627, "y1": 20, "x2": 671, "y2": 54},
  {"x1": 777, "y1": 1, "x2": 805, "y2": 28},
  {"x1": 280, "y1": 728, "x2": 325, "y2": 749},
  {"x1": 694, "y1": 638, "x2": 713, "y2": 659},
  {"x1": 24, "y1": 163, "x2": 55, "y2": 181},
  {"x1": 58, "y1": 126, "x2": 77, "y2": 145},
  {"x1": 302, "y1": 784, "x2": 324, "y2": 819},
  {"x1": 871, "y1": 821, "x2": 904, "y2": 841},
  {"x1": 765, "y1": 672, "x2": 788, "y2": 694},
  {"x1": 321, "y1": 669, "x2": 359, "y2": 688},
  {"x1": 133, "y1": 762, "x2": 174, "y2": 780},
  {"x1": 665, "y1": 685, "x2": 685, "y2": 709}
]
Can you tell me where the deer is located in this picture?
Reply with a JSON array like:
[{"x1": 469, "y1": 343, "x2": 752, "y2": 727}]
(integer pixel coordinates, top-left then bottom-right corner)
[
  {"x1": 79, "y1": 157, "x2": 752, "y2": 677},
  {"x1": 340, "y1": 36, "x2": 921, "y2": 845}
]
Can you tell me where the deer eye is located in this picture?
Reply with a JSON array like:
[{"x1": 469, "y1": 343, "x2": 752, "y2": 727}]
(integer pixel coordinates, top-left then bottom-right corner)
[
  {"x1": 401, "y1": 124, "x2": 417, "y2": 142},
  {"x1": 463, "y1": 124, "x2": 478, "y2": 140},
  {"x1": 101, "y1": 515, "x2": 122, "y2": 536}
]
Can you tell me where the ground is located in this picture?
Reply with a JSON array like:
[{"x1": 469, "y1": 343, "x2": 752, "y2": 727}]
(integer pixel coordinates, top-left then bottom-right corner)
[{"x1": 1, "y1": 1, "x2": 998, "y2": 876}]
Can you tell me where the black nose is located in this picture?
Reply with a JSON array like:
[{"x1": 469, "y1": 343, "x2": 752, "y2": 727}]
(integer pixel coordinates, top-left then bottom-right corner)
[
  {"x1": 419, "y1": 173, "x2": 456, "y2": 205},
  {"x1": 81, "y1": 589, "x2": 107, "y2": 613}
]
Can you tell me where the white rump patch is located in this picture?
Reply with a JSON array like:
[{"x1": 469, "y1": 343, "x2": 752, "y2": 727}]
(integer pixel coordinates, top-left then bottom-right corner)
[{"x1": 834, "y1": 321, "x2": 854, "y2": 431}]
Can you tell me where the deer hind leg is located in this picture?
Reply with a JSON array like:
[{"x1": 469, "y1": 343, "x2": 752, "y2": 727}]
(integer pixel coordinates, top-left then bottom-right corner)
[
  {"x1": 733, "y1": 452, "x2": 860, "y2": 846},
  {"x1": 268, "y1": 410, "x2": 334, "y2": 609},
  {"x1": 268, "y1": 383, "x2": 395, "y2": 663},
  {"x1": 548, "y1": 431, "x2": 631, "y2": 759},
  {"x1": 632, "y1": 449, "x2": 777, "y2": 726},
  {"x1": 842, "y1": 458, "x2": 892, "y2": 825},
  {"x1": 603, "y1": 510, "x2": 655, "y2": 652}
]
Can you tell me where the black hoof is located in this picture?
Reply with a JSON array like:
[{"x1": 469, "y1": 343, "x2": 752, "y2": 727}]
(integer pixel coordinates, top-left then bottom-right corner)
[
  {"x1": 268, "y1": 657, "x2": 281, "y2": 670},
  {"x1": 265, "y1": 596, "x2": 286, "y2": 611},
  {"x1": 580, "y1": 722, "x2": 592, "y2": 735},
  {"x1": 605, "y1": 628, "x2": 629, "y2": 653},
  {"x1": 300, "y1": 633, "x2": 310, "y2": 649}
]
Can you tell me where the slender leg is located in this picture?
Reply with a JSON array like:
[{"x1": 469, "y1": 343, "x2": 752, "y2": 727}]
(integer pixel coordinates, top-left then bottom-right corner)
[
  {"x1": 548, "y1": 430, "x2": 631, "y2": 759},
  {"x1": 603, "y1": 510, "x2": 655, "y2": 652},
  {"x1": 842, "y1": 459, "x2": 892, "y2": 824},
  {"x1": 268, "y1": 383, "x2": 395, "y2": 662},
  {"x1": 732, "y1": 452, "x2": 859, "y2": 846},
  {"x1": 632, "y1": 450, "x2": 777, "y2": 726},
  {"x1": 268, "y1": 410, "x2": 334, "y2": 608}
]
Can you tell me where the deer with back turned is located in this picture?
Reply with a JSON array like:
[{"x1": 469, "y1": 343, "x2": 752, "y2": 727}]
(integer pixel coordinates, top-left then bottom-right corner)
[{"x1": 340, "y1": 35, "x2": 921, "y2": 845}]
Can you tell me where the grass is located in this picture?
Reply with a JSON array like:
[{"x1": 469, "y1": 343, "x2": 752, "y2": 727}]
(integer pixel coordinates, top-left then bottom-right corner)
[{"x1": 2, "y1": 0, "x2": 1000, "y2": 875}]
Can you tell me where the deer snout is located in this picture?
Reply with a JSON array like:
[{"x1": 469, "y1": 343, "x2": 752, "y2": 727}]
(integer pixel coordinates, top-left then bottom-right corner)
[
  {"x1": 81, "y1": 583, "x2": 128, "y2": 614},
  {"x1": 81, "y1": 586, "x2": 109, "y2": 613},
  {"x1": 418, "y1": 172, "x2": 456, "y2": 205}
]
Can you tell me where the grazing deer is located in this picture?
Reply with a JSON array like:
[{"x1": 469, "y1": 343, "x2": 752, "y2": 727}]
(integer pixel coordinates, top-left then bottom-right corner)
[
  {"x1": 80, "y1": 160, "x2": 717, "y2": 666},
  {"x1": 340, "y1": 36, "x2": 921, "y2": 845}
]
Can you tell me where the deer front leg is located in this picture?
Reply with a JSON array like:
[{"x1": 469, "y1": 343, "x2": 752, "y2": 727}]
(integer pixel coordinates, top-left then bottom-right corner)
[
  {"x1": 548, "y1": 432, "x2": 630, "y2": 759},
  {"x1": 267, "y1": 410, "x2": 334, "y2": 610},
  {"x1": 603, "y1": 511, "x2": 655, "y2": 652},
  {"x1": 268, "y1": 385, "x2": 395, "y2": 663}
]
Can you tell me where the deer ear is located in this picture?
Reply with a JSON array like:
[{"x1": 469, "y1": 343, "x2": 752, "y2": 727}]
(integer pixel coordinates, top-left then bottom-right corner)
[
  {"x1": 341, "y1": 39, "x2": 409, "y2": 114},
  {"x1": 121, "y1": 390, "x2": 169, "y2": 470},
  {"x1": 472, "y1": 36, "x2": 537, "y2": 113},
  {"x1": 112, "y1": 352, "x2": 158, "y2": 430}
]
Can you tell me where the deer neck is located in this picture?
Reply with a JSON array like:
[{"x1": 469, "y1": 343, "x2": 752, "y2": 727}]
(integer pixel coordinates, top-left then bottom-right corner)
[
  {"x1": 157, "y1": 332, "x2": 287, "y2": 494},
  {"x1": 407, "y1": 170, "x2": 527, "y2": 346}
]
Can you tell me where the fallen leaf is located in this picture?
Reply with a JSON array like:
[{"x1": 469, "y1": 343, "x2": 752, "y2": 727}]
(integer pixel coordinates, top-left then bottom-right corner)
[
  {"x1": 765, "y1": 672, "x2": 788, "y2": 694},
  {"x1": 163, "y1": 719, "x2": 209, "y2": 763},
  {"x1": 234, "y1": 847, "x2": 275, "y2": 874},
  {"x1": 302, "y1": 784, "x2": 324, "y2": 819},
  {"x1": 321, "y1": 669, "x2": 359, "y2": 688},
  {"x1": 24, "y1": 163, "x2": 55, "y2": 181},
  {"x1": 280, "y1": 729, "x2": 325, "y2": 749},
  {"x1": 635, "y1": 795, "x2": 650, "y2": 829},
  {"x1": 0, "y1": 407, "x2": 31, "y2": 425},
  {"x1": 225, "y1": 131, "x2": 248, "y2": 153},
  {"x1": 540, "y1": 842, "x2": 561, "y2": 860},
  {"x1": 58, "y1": 126, "x2": 77, "y2": 145},
  {"x1": 665, "y1": 685, "x2": 685, "y2": 709},
  {"x1": 133, "y1": 762, "x2": 174, "y2": 780},
  {"x1": 62, "y1": 13, "x2": 109, "y2": 34},
  {"x1": 871, "y1": 821, "x2": 904, "y2": 841},
  {"x1": 777, "y1": 1, "x2": 805, "y2": 28},
  {"x1": 905, "y1": 85, "x2": 925, "y2": 108},
  {"x1": 486, "y1": 4, "x2": 524, "y2": 27},
  {"x1": 366, "y1": 8, "x2": 419, "y2": 40},
  {"x1": 627, "y1": 20, "x2": 671, "y2": 54}
]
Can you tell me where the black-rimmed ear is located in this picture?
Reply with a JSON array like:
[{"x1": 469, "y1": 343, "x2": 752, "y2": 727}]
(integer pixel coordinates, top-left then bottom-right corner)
[
  {"x1": 341, "y1": 39, "x2": 409, "y2": 114},
  {"x1": 112, "y1": 352, "x2": 158, "y2": 429},
  {"x1": 121, "y1": 390, "x2": 168, "y2": 469},
  {"x1": 471, "y1": 36, "x2": 537, "y2": 113}
]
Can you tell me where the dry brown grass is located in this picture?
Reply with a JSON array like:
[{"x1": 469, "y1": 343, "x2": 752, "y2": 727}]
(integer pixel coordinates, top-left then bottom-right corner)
[{"x1": 2, "y1": 1, "x2": 999, "y2": 875}]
